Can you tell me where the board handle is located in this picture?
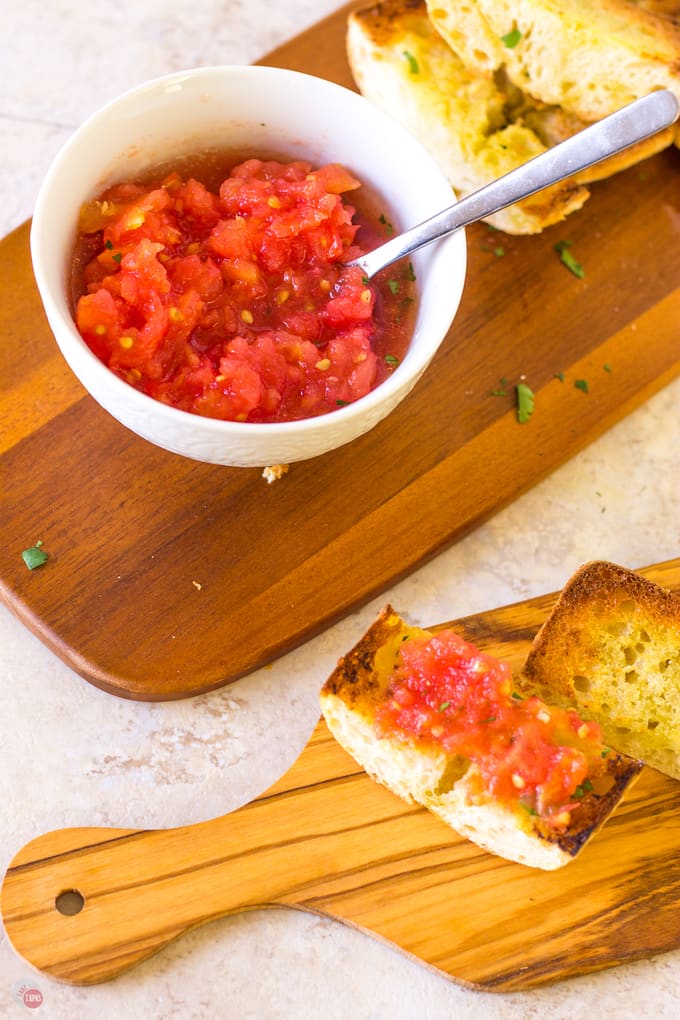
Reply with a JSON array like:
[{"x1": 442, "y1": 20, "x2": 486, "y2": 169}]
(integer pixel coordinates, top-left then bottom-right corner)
[{"x1": 0, "y1": 771, "x2": 364, "y2": 985}]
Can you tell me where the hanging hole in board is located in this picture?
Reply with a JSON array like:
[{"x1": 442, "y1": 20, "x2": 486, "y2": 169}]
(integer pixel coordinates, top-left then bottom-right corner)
[{"x1": 55, "y1": 889, "x2": 85, "y2": 916}]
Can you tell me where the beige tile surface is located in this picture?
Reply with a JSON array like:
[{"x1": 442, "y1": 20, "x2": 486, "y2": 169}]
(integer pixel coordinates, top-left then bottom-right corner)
[{"x1": 2, "y1": 2, "x2": 680, "y2": 1017}]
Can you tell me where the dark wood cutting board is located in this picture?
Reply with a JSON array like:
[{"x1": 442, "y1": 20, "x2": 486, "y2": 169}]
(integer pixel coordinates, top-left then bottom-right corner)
[
  {"x1": 1, "y1": 3, "x2": 679, "y2": 700},
  {"x1": 3, "y1": 557, "x2": 680, "y2": 991}
]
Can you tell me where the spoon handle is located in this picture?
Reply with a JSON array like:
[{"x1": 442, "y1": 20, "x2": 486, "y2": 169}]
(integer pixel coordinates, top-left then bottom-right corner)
[{"x1": 356, "y1": 89, "x2": 679, "y2": 278}]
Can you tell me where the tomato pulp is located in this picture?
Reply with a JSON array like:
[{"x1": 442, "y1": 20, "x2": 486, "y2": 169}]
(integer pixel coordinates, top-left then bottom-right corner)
[
  {"x1": 72, "y1": 158, "x2": 417, "y2": 423},
  {"x1": 375, "y1": 629, "x2": 608, "y2": 827}
]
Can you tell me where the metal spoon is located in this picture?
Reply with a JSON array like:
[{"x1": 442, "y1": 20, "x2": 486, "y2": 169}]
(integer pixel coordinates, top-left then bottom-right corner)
[{"x1": 351, "y1": 89, "x2": 679, "y2": 279}]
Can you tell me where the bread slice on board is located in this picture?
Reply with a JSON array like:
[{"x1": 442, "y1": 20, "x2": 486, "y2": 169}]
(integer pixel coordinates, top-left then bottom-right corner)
[
  {"x1": 520, "y1": 561, "x2": 680, "y2": 779},
  {"x1": 320, "y1": 606, "x2": 642, "y2": 870},
  {"x1": 346, "y1": 0, "x2": 590, "y2": 233},
  {"x1": 426, "y1": 0, "x2": 680, "y2": 124},
  {"x1": 347, "y1": 1, "x2": 675, "y2": 234}
]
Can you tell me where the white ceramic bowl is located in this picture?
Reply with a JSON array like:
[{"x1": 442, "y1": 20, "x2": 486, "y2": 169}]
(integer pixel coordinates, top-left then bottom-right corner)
[{"x1": 31, "y1": 65, "x2": 466, "y2": 467}]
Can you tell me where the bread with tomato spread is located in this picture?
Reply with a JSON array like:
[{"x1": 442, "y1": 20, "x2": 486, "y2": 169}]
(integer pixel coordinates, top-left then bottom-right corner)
[
  {"x1": 520, "y1": 560, "x2": 680, "y2": 779},
  {"x1": 346, "y1": 1, "x2": 677, "y2": 234},
  {"x1": 320, "y1": 605, "x2": 642, "y2": 870}
]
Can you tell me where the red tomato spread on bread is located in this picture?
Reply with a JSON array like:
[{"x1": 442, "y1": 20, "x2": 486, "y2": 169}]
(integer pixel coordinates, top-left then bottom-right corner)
[
  {"x1": 375, "y1": 629, "x2": 608, "y2": 827},
  {"x1": 72, "y1": 158, "x2": 416, "y2": 422}
]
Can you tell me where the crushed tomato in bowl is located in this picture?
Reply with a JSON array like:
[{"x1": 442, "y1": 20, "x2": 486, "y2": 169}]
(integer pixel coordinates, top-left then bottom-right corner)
[
  {"x1": 375, "y1": 629, "x2": 610, "y2": 828},
  {"x1": 72, "y1": 158, "x2": 417, "y2": 423}
]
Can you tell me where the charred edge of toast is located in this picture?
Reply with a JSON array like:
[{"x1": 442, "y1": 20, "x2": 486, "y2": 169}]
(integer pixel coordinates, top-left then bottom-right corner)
[
  {"x1": 535, "y1": 751, "x2": 643, "y2": 858},
  {"x1": 321, "y1": 604, "x2": 406, "y2": 707},
  {"x1": 522, "y1": 560, "x2": 680, "y2": 685}
]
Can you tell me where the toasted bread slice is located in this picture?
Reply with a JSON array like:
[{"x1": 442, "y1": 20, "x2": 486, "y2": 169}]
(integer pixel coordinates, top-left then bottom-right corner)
[
  {"x1": 426, "y1": 0, "x2": 680, "y2": 123},
  {"x1": 520, "y1": 561, "x2": 680, "y2": 778},
  {"x1": 321, "y1": 606, "x2": 642, "y2": 870},
  {"x1": 347, "y1": 0, "x2": 591, "y2": 233}
]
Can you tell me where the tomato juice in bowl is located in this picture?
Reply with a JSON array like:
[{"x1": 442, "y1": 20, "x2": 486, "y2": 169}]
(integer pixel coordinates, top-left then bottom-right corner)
[{"x1": 31, "y1": 65, "x2": 467, "y2": 467}]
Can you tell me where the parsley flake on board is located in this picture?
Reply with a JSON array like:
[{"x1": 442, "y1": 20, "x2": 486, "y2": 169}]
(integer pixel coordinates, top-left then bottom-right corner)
[
  {"x1": 574, "y1": 378, "x2": 589, "y2": 393},
  {"x1": 554, "y1": 371, "x2": 565, "y2": 383},
  {"x1": 516, "y1": 381, "x2": 535, "y2": 423},
  {"x1": 22, "y1": 540, "x2": 49, "y2": 570},
  {"x1": 501, "y1": 27, "x2": 522, "y2": 48},
  {"x1": 402, "y1": 50, "x2": 420, "y2": 74},
  {"x1": 553, "y1": 240, "x2": 585, "y2": 278}
]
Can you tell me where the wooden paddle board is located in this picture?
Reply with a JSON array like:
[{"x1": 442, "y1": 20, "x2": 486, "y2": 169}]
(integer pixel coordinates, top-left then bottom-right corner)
[
  {"x1": 1, "y1": 3, "x2": 679, "y2": 700},
  {"x1": 3, "y1": 557, "x2": 680, "y2": 991}
]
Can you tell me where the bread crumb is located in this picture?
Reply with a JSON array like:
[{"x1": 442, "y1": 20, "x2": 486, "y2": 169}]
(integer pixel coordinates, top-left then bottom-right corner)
[
  {"x1": 262, "y1": 464, "x2": 290, "y2": 484},
  {"x1": 192, "y1": 580, "x2": 202, "y2": 590}
]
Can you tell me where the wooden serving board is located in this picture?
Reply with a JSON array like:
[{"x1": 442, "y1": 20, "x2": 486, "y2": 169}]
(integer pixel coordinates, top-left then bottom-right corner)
[
  {"x1": 1, "y1": 5, "x2": 679, "y2": 701},
  {"x1": 3, "y1": 556, "x2": 680, "y2": 992}
]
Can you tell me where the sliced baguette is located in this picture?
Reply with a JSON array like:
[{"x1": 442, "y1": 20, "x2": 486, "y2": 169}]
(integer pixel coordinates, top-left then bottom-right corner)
[
  {"x1": 426, "y1": 0, "x2": 680, "y2": 124},
  {"x1": 346, "y1": 0, "x2": 590, "y2": 234},
  {"x1": 320, "y1": 605, "x2": 642, "y2": 870},
  {"x1": 520, "y1": 561, "x2": 680, "y2": 778}
]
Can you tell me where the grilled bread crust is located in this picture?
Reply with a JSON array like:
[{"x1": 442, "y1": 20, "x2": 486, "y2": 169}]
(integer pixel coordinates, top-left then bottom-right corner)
[
  {"x1": 321, "y1": 605, "x2": 642, "y2": 871},
  {"x1": 346, "y1": 1, "x2": 677, "y2": 234},
  {"x1": 520, "y1": 561, "x2": 680, "y2": 779}
]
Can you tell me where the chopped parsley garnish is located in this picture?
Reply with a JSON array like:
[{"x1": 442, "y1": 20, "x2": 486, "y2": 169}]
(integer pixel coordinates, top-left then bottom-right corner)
[
  {"x1": 494, "y1": 246, "x2": 505, "y2": 257},
  {"x1": 405, "y1": 262, "x2": 416, "y2": 282},
  {"x1": 105, "y1": 239, "x2": 113, "y2": 250},
  {"x1": 574, "y1": 378, "x2": 589, "y2": 393},
  {"x1": 387, "y1": 279, "x2": 399, "y2": 295},
  {"x1": 112, "y1": 252, "x2": 123, "y2": 264},
  {"x1": 336, "y1": 399, "x2": 348, "y2": 406},
  {"x1": 516, "y1": 381, "x2": 535, "y2": 423},
  {"x1": 385, "y1": 353, "x2": 400, "y2": 366},
  {"x1": 402, "y1": 50, "x2": 420, "y2": 74},
  {"x1": 379, "y1": 213, "x2": 394, "y2": 235},
  {"x1": 501, "y1": 28, "x2": 522, "y2": 48},
  {"x1": 438, "y1": 701, "x2": 451, "y2": 712},
  {"x1": 553, "y1": 240, "x2": 585, "y2": 278},
  {"x1": 511, "y1": 691, "x2": 523, "y2": 700},
  {"x1": 22, "y1": 540, "x2": 49, "y2": 570},
  {"x1": 554, "y1": 371, "x2": 565, "y2": 383},
  {"x1": 603, "y1": 362, "x2": 612, "y2": 373}
]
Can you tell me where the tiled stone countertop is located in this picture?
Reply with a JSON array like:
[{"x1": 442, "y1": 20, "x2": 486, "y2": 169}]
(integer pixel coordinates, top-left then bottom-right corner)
[{"x1": 1, "y1": 3, "x2": 679, "y2": 1017}]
